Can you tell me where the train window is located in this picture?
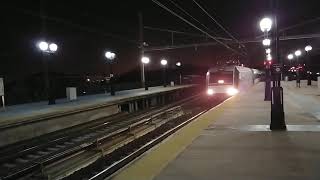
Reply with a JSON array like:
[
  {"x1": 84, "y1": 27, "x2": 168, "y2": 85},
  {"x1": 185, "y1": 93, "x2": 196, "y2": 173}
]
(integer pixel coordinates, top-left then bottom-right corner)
[{"x1": 210, "y1": 72, "x2": 233, "y2": 84}]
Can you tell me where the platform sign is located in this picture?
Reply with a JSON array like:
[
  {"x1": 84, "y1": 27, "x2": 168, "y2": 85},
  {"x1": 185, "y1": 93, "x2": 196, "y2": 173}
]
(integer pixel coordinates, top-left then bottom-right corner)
[{"x1": 272, "y1": 64, "x2": 282, "y2": 74}]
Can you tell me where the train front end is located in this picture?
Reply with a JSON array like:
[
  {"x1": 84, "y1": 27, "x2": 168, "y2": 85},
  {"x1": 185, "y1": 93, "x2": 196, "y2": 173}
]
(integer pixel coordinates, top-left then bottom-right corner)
[{"x1": 206, "y1": 68, "x2": 239, "y2": 97}]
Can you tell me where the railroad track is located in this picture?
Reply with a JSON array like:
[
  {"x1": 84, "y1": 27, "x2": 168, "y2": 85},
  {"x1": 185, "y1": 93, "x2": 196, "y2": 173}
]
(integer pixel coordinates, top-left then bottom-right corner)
[
  {"x1": 0, "y1": 94, "x2": 209, "y2": 180},
  {"x1": 65, "y1": 95, "x2": 227, "y2": 180}
]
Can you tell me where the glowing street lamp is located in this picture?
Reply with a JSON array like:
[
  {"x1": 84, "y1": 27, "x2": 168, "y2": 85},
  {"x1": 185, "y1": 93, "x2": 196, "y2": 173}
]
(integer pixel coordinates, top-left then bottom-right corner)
[
  {"x1": 141, "y1": 56, "x2": 150, "y2": 90},
  {"x1": 266, "y1": 48, "x2": 271, "y2": 54},
  {"x1": 176, "y1": 62, "x2": 182, "y2": 84},
  {"x1": 295, "y1": 50, "x2": 302, "y2": 57},
  {"x1": 259, "y1": 17, "x2": 272, "y2": 32},
  {"x1": 161, "y1": 59, "x2": 168, "y2": 66},
  {"x1": 267, "y1": 54, "x2": 272, "y2": 61},
  {"x1": 259, "y1": 17, "x2": 272, "y2": 102},
  {"x1": 262, "y1": 38, "x2": 271, "y2": 46},
  {"x1": 105, "y1": 51, "x2": 116, "y2": 95},
  {"x1": 141, "y1": 56, "x2": 150, "y2": 64},
  {"x1": 37, "y1": 40, "x2": 58, "y2": 105},
  {"x1": 38, "y1": 41, "x2": 58, "y2": 53},
  {"x1": 161, "y1": 59, "x2": 168, "y2": 87},
  {"x1": 287, "y1": 54, "x2": 293, "y2": 60},
  {"x1": 305, "y1": 45, "x2": 312, "y2": 52},
  {"x1": 305, "y1": 45, "x2": 312, "y2": 85}
]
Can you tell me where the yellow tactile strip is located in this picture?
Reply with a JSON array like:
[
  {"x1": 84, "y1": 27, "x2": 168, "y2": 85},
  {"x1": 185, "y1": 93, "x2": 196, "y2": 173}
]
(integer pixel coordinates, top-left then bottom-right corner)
[{"x1": 112, "y1": 95, "x2": 240, "y2": 180}]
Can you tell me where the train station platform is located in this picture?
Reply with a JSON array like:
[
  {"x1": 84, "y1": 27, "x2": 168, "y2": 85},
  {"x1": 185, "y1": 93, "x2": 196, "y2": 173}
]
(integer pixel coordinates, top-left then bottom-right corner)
[
  {"x1": 0, "y1": 85, "x2": 195, "y2": 147},
  {"x1": 113, "y1": 80, "x2": 320, "y2": 180}
]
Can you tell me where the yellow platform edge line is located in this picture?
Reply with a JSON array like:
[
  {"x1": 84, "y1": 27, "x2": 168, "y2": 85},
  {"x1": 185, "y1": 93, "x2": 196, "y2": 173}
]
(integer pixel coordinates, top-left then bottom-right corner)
[{"x1": 112, "y1": 96, "x2": 239, "y2": 180}]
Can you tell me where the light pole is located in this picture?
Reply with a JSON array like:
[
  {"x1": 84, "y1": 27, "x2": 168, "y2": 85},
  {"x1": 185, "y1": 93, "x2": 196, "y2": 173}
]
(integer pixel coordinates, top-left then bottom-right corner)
[
  {"x1": 160, "y1": 59, "x2": 168, "y2": 87},
  {"x1": 141, "y1": 56, "x2": 150, "y2": 90},
  {"x1": 176, "y1": 62, "x2": 182, "y2": 85},
  {"x1": 37, "y1": 41, "x2": 58, "y2": 105},
  {"x1": 295, "y1": 50, "x2": 302, "y2": 88},
  {"x1": 287, "y1": 54, "x2": 294, "y2": 73},
  {"x1": 105, "y1": 51, "x2": 116, "y2": 96},
  {"x1": 305, "y1": 45, "x2": 312, "y2": 85},
  {"x1": 260, "y1": 17, "x2": 272, "y2": 101}
]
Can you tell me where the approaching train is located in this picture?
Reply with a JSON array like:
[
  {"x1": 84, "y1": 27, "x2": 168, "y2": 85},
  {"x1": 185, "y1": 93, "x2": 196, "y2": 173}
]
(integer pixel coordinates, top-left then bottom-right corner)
[{"x1": 206, "y1": 65, "x2": 261, "y2": 96}]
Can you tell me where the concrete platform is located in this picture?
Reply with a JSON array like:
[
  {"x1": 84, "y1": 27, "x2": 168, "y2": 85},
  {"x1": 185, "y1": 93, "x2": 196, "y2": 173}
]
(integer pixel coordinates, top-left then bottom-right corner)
[
  {"x1": 0, "y1": 85, "x2": 193, "y2": 127},
  {"x1": 0, "y1": 85, "x2": 195, "y2": 147},
  {"x1": 113, "y1": 81, "x2": 320, "y2": 180}
]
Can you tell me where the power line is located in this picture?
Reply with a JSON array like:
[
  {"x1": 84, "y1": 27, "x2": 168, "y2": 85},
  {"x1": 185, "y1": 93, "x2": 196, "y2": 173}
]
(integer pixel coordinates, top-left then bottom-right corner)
[
  {"x1": 151, "y1": 0, "x2": 246, "y2": 56},
  {"x1": 192, "y1": 0, "x2": 246, "y2": 50},
  {"x1": 145, "y1": 33, "x2": 320, "y2": 52},
  {"x1": 166, "y1": 0, "x2": 220, "y2": 37},
  {"x1": 144, "y1": 26, "x2": 232, "y2": 40}
]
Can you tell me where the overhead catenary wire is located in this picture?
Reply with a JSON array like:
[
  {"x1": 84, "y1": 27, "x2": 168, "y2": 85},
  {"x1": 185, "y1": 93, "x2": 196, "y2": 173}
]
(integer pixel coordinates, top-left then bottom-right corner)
[
  {"x1": 151, "y1": 0, "x2": 246, "y2": 57},
  {"x1": 144, "y1": 26, "x2": 232, "y2": 40},
  {"x1": 166, "y1": 0, "x2": 220, "y2": 37},
  {"x1": 145, "y1": 32, "x2": 320, "y2": 52},
  {"x1": 192, "y1": 0, "x2": 246, "y2": 50}
]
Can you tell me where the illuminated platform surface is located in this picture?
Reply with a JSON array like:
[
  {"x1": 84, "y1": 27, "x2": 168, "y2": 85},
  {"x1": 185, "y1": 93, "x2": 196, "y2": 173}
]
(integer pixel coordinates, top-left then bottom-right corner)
[
  {"x1": 113, "y1": 80, "x2": 320, "y2": 180},
  {"x1": 0, "y1": 85, "x2": 192, "y2": 126}
]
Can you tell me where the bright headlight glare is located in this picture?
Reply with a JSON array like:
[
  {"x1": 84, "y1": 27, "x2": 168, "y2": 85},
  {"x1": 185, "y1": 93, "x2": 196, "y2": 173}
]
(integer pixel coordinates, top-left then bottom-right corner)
[
  {"x1": 226, "y1": 87, "x2": 239, "y2": 96},
  {"x1": 207, "y1": 89, "x2": 214, "y2": 95}
]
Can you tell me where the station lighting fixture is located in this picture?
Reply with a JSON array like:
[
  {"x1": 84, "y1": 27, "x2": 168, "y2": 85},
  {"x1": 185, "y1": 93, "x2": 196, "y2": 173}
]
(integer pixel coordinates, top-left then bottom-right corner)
[
  {"x1": 267, "y1": 54, "x2": 272, "y2": 61},
  {"x1": 295, "y1": 50, "x2": 302, "y2": 57},
  {"x1": 36, "y1": 40, "x2": 59, "y2": 105},
  {"x1": 218, "y1": 80, "x2": 224, "y2": 84},
  {"x1": 266, "y1": 48, "x2": 271, "y2": 54},
  {"x1": 105, "y1": 51, "x2": 116, "y2": 96},
  {"x1": 287, "y1": 54, "x2": 293, "y2": 60},
  {"x1": 38, "y1": 41, "x2": 58, "y2": 53},
  {"x1": 141, "y1": 56, "x2": 150, "y2": 64},
  {"x1": 305, "y1": 45, "x2": 312, "y2": 52},
  {"x1": 105, "y1": 51, "x2": 116, "y2": 61},
  {"x1": 49, "y1": 43, "x2": 58, "y2": 52},
  {"x1": 259, "y1": 17, "x2": 272, "y2": 32},
  {"x1": 262, "y1": 38, "x2": 271, "y2": 46},
  {"x1": 38, "y1": 41, "x2": 48, "y2": 51},
  {"x1": 176, "y1": 62, "x2": 181, "y2": 67},
  {"x1": 141, "y1": 56, "x2": 150, "y2": 90},
  {"x1": 161, "y1": 59, "x2": 168, "y2": 66}
]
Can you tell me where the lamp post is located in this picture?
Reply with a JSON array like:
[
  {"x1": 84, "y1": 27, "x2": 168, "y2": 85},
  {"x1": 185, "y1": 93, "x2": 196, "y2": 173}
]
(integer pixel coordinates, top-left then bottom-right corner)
[
  {"x1": 295, "y1": 50, "x2": 302, "y2": 66},
  {"x1": 260, "y1": 17, "x2": 272, "y2": 101},
  {"x1": 37, "y1": 41, "x2": 58, "y2": 105},
  {"x1": 141, "y1": 56, "x2": 150, "y2": 90},
  {"x1": 105, "y1": 51, "x2": 116, "y2": 96},
  {"x1": 287, "y1": 53, "x2": 293, "y2": 69},
  {"x1": 176, "y1": 62, "x2": 182, "y2": 85},
  {"x1": 305, "y1": 45, "x2": 312, "y2": 85},
  {"x1": 160, "y1": 59, "x2": 168, "y2": 87},
  {"x1": 294, "y1": 50, "x2": 302, "y2": 88},
  {"x1": 260, "y1": 13, "x2": 286, "y2": 130}
]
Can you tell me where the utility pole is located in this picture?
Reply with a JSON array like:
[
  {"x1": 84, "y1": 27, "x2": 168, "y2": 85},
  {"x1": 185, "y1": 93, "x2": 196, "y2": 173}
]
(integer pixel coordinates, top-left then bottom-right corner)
[{"x1": 139, "y1": 13, "x2": 145, "y2": 88}]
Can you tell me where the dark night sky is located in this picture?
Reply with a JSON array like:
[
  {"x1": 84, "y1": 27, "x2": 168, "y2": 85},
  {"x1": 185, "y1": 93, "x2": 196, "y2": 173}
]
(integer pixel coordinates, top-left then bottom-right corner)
[{"x1": 0, "y1": 0, "x2": 319, "y2": 80}]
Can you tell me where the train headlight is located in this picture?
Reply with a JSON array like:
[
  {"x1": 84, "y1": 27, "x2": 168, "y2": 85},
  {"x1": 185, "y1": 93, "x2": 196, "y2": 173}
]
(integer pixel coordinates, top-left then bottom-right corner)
[
  {"x1": 226, "y1": 87, "x2": 239, "y2": 96},
  {"x1": 218, "y1": 80, "x2": 224, "y2": 84},
  {"x1": 207, "y1": 89, "x2": 214, "y2": 95}
]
